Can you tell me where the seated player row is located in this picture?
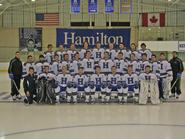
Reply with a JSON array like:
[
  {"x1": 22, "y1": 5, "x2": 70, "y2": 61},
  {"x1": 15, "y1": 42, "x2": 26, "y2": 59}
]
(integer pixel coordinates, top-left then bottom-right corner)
[{"x1": 24, "y1": 64, "x2": 160, "y2": 105}]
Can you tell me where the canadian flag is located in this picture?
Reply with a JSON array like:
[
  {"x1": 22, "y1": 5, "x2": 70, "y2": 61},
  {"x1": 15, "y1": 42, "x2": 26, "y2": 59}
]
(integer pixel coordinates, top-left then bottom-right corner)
[{"x1": 142, "y1": 13, "x2": 165, "y2": 27}]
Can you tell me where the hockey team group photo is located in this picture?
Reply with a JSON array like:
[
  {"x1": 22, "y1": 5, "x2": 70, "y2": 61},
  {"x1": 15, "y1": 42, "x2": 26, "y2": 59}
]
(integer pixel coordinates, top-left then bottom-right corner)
[{"x1": 8, "y1": 41, "x2": 184, "y2": 105}]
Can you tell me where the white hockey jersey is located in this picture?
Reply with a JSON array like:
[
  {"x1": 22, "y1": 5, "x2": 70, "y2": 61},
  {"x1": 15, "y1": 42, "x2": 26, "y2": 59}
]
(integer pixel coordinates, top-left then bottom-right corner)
[
  {"x1": 55, "y1": 50, "x2": 66, "y2": 61},
  {"x1": 44, "y1": 51, "x2": 54, "y2": 64},
  {"x1": 99, "y1": 59, "x2": 114, "y2": 74},
  {"x1": 106, "y1": 49, "x2": 117, "y2": 60},
  {"x1": 114, "y1": 59, "x2": 128, "y2": 74},
  {"x1": 38, "y1": 72, "x2": 56, "y2": 80},
  {"x1": 67, "y1": 50, "x2": 77, "y2": 61},
  {"x1": 80, "y1": 49, "x2": 90, "y2": 59},
  {"x1": 116, "y1": 49, "x2": 130, "y2": 60},
  {"x1": 56, "y1": 74, "x2": 73, "y2": 87},
  {"x1": 51, "y1": 61, "x2": 60, "y2": 75},
  {"x1": 138, "y1": 60, "x2": 151, "y2": 73},
  {"x1": 59, "y1": 61, "x2": 71, "y2": 71},
  {"x1": 158, "y1": 60, "x2": 173, "y2": 78},
  {"x1": 139, "y1": 72, "x2": 157, "y2": 81},
  {"x1": 123, "y1": 73, "x2": 139, "y2": 86},
  {"x1": 139, "y1": 49, "x2": 152, "y2": 60},
  {"x1": 70, "y1": 60, "x2": 83, "y2": 75},
  {"x1": 22, "y1": 62, "x2": 35, "y2": 77},
  {"x1": 74, "y1": 74, "x2": 89, "y2": 86},
  {"x1": 81, "y1": 58, "x2": 95, "y2": 73},
  {"x1": 107, "y1": 74, "x2": 122, "y2": 86},
  {"x1": 90, "y1": 74, "x2": 107, "y2": 86},
  {"x1": 127, "y1": 60, "x2": 140, "y2": 74},
  {"x1": 131, "y1": 50, "x2": 141, "y2": 60},
  {"x1": 35, "y1": 61, "x2": 44, "y2": 75},
  {"x1": 92, "y1": 48, "x2": 104, "y2": 62}
]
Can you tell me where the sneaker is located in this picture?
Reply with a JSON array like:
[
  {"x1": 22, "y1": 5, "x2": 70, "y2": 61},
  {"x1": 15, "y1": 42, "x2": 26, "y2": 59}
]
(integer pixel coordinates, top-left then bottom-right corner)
[
  {"x1": 169, "y1": 94, "x2": 175, "y2": 98},
  {"x1": 16, "y1": 94, "x2": 22, "y2": 100},
  {"x1": 176, "y1": 95, "x2": 179, "y2": 99},
  {"x1": 12, "y1": 95, "x2": 17, "y2": 101}
]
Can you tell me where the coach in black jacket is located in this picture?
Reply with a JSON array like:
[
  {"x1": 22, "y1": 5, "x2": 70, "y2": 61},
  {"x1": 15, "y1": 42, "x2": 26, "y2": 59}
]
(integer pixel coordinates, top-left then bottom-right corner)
[
  {"x1": 170, "y1": 51, "x2": 184, "y2": 99},
  {"x1": 23, "y1": 67, "x2": 37, "y2": 104},
  {"x1": 8, "y1": 51, "x2": 23, "y2": 100}
]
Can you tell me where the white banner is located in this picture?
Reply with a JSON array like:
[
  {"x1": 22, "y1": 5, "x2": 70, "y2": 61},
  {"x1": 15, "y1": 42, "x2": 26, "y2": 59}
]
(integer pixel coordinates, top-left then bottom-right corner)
[{"x1": 178, "y1": 41, "x2": 185, "y2": 51}]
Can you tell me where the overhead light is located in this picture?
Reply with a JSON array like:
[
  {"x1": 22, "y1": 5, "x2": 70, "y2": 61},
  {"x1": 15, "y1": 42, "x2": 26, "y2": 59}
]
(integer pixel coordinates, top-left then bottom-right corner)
[
  {"x1": 168, "y1": 0, "x2": 172, "y2": 2},
  {"x1": 31, "y1": 0, "x2": 35, "y2": 2},
  {"x1": 0, "y1": 3, "x2": 2, "y2": 6}
]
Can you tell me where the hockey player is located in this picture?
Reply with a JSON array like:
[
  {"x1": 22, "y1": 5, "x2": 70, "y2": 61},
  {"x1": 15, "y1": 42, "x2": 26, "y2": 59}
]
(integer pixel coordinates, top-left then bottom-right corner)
[
  {"x1": 114, "y1": 52, "x2": 128, "y2": 75},
  {"x1": 99, "y1": 51, "x2": 114, "y2": 75},
  {"x1": 73, "y1": 67, "x2": 89, "y2": 103},
  {"x1": 37, "y1": 64, "x2": 57, "y2": 104},
  {"x1": 35, "y1": 55, "x2": 46, "y2": 75},
  {"x1": 67, "y1": 43, "x2": 77, "y2": 61},
  {"x1": 130, "y1": 43, "x2": 141, "y2": 61},
  {"x1": 80, "y1": 41, "x2": 90, "y2": 60},
  {"x1": 139, "y1": 65, "x2": 160, "y2": 105},
  {"x1": 69, "y1": 52, "x2": 82, "y2": 76},
  {"x1": 151, "y1": 54, "x2": 160, "y2": 78},
  {"x1": 81, "y1": 51, "x2": 95, "y2": 75},
  {"x1": 44, "y1": 44, "x2": 54, "y2": 64},
  {"x1": 56, "y1": 66, "x2": 73, "y2": 103},
  {"x1": 116, "y1": 42, "x2": 129, "y2": 60},
  {"x1": 89, "y1": 66, "x2": 107, "y2": 103},
  {"x1": 158, "y1": 53, "x2": 173, "y2": 100},
  {"x1": 92, "y1": 41, "x2": 104, "y2": 64},
  {"x1": 122, "y1": 65, "x2": 139, "y2": 103},
  {"x1": 106, "y1": 43, "x2": 117, "y2": 60},
  {"x1": 23, "y1": 67, "x2": 37, "y2": 104},
  {"x1": 59, "y1": 53, "x2": 71, "y2": 71},
  {"x1": 106, "y1": 66, "x2": 123, "y2": 103},
  {"x1": 139, "y1": 43, "x2": 152, "y2": 60},
  {"x1": 22, "y1": 55, "x2": 35, "y2": 78},
  {"x1": 55, "y1": 44, "x2": 66, "y2": 61},
  {"x1": 127, "y1": 53, "x2": 140, "y2": 75},
  {"x1": 138, "y1": 53, "x2": 151, "y2": 74},
  {"x1": 51, "y1": 54, "x2": 60, "y2": 75}
]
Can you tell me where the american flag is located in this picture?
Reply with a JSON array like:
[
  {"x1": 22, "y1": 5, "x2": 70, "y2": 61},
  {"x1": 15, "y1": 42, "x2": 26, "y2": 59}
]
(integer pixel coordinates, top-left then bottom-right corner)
[{"x1": 35, "y1": 13, "x2": 59, "y2": 26}]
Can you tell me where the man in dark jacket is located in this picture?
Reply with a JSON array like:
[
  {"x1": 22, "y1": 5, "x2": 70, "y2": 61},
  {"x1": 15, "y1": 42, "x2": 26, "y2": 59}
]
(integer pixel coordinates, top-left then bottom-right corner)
[
  {"x1": 23, "y1": 67, "x2": 37, "y2": 104},
  {"x1": 170, "y1": 51, "x2": 184, "y2": 99},
  {"x1": 8, "y1": 51, "x2": 23, "y2": 100}
]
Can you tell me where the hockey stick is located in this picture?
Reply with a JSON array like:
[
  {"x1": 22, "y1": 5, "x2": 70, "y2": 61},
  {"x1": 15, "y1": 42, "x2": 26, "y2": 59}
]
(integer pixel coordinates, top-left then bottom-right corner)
[
  {"x1": 170, "y1": 77, "x2": 179, "y2": 91},
  {"x1": 11, "y1": 79, "x2": 21, "y2": 95}
]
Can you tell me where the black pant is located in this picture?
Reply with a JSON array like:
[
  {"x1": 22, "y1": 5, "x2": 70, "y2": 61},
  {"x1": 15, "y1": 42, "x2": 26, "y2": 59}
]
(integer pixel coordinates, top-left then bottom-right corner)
[
  {"x1": 25, "y1": 91, "x2": 37, "y2": 104},
  {"x1": 158, "y1": 78, "x2": 164, "y2": 99},
  {"x1": 171, "y1": 75, "x2": 181, "y2": 95},
  {"x1": 11, "y1": 76, "x2": 21, "y2": 96}
]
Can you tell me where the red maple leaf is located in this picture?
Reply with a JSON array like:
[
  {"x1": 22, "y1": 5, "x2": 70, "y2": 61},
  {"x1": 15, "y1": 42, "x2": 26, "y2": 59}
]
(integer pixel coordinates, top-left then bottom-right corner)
[{"x1": 150, "y1": 16, "x2": 158, "y2": 23}]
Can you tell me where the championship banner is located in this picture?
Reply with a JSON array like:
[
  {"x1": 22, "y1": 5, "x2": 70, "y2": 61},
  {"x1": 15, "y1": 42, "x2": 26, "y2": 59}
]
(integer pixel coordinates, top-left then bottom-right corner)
[
  {"x1": 19, "y1": 28, "x2": 42, "y2": 52},
  {"x1": 88, "y1": 0, "x2": 98, "y2": 13},
  {"x1": 179, "y1": 41, "x2": 185, "y2": 51},
  {"x1": 105, "y1": 0, "x2": 114, "y2": 13},
  {"x1": 71, "y1": 0, "x2": 80, "y2": 13},
  {"x1": 56, "y1": 28, "x2": 130, "y2": 49},
  {"x1": 120, "y1": 0, "x2": 132, "y2": 14}
]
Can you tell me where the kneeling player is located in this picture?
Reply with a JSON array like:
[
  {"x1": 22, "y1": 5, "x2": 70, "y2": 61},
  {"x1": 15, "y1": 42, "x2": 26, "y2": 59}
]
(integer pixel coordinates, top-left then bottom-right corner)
[
  {"x1": 106, "y1": 66, "x2": 123, "y2": 103},
  {"x1": 73, "y1": 67, "x2": 89, "y2": 103},
  {"x1": 23, "y1": 67, "x2": 37, "y2": 104},
  {"x1": 56, "y1": 66, "x2": 73, "y2": 103},
  {"x1": 122, "y1": 65, "x2": 139, "y2": 103},
  {"x1": 37, "y1": 64, "x2": 57, "y2": 104},
  {"x1": 89, "y1": 66, "x2": 107, "y2": 103},
  {"x1": 139, "y1": 65, "x2": 160, "y2": 105}
]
